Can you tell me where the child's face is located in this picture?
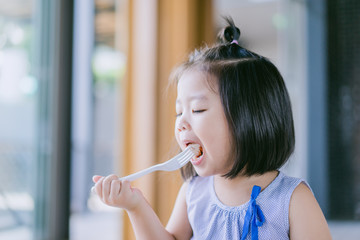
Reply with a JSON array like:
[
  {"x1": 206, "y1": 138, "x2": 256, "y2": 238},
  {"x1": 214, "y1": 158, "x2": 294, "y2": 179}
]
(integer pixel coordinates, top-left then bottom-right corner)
[{"x1": 175, "y1": 70, "x2": 233, "y2": 177}]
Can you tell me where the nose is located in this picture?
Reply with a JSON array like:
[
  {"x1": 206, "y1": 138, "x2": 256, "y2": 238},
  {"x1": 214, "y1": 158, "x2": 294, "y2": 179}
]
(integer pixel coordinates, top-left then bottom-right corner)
[{"x1": 176, "y1": 117, "x2": 191, "y2": 132}]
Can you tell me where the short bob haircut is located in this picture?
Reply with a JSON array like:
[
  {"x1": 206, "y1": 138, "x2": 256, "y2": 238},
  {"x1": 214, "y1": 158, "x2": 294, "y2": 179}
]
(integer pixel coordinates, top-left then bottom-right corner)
[{"x1": 171, "y1": 18, "x2": 295, "y2": 180}]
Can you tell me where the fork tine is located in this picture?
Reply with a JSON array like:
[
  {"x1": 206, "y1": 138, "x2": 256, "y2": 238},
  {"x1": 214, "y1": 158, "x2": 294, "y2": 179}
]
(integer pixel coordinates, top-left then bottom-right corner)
[
  {"x1": 177, "y1": 152, "x2": 192, "y2": 163},
  {"x1": 181, "y1": 147, "x2": 192, "y2": 155},
  {"x1": 182, "y1": 148, "x2": 195, "y2": 158},
  {"x1": 178, "y1": 147, "x2": 192, "y2": 158},
  {"x1": 182, "y1": 151, "x2": 193, "y2": 161},
  {"x1": 178, "y1": 151, "x2": 194, "y2": 165},
  {"x1": 175, "y1": 152, "x2": 190, "y2": 162},
  {"x1": 179, "y1": 157, "x2": 191, "y2": 166}
]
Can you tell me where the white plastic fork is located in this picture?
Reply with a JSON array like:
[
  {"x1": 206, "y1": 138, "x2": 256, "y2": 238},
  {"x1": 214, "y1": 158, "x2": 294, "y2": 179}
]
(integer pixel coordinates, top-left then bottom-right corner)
[{"x1": 119, "y1": 144, "x2": 200, "y2": 182}]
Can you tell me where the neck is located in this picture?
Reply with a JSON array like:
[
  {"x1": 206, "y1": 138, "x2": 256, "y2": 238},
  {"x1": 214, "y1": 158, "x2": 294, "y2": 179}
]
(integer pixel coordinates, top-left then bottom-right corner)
[
  {"x1": 215, "y1": 170, "x2": 279, "y2": 186},
  {"x1": 213, "y1": 170, "x2": 279, "y2": 206}
]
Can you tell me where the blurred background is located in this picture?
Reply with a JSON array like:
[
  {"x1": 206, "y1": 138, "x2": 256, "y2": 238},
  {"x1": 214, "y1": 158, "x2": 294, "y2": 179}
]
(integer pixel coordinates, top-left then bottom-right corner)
[{"x1": 0, "y1": 0, "x2": 359, "y2": 239}]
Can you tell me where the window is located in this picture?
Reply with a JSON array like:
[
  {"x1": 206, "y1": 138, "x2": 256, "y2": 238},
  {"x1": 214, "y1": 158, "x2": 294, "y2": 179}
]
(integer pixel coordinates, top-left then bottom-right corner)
[
  {"x1": 0, "y1": 1, "x2": 38, "y2": 239},
  {"x1": 69, "y1": 0, "x2": 125, "y2": 239},
  {"x1": 0, "y1": 0, "x2": 74, "y2": 239}
]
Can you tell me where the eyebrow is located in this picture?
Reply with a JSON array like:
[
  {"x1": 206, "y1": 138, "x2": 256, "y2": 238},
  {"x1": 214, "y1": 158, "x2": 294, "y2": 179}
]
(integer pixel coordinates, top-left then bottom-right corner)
[{"x1": 176, "y1": 94, "x2": 208, "y2": 104}]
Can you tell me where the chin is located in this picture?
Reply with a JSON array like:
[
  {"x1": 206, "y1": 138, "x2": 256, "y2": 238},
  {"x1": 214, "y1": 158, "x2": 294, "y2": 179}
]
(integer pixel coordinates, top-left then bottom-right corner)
[{"x1": 193, "y1": 168, "x2": 213, "y2": 178}]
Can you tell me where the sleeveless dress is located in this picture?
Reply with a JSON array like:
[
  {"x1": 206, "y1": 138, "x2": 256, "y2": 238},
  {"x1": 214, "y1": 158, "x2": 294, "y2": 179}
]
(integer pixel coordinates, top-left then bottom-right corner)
[{"x1": 186, "y1": 171, "x2": 310, "y2": 240}]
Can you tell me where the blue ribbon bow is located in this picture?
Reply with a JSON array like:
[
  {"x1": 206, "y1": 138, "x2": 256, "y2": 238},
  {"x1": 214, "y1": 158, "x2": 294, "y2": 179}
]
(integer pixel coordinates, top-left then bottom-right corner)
[{"x1": 240, "y1": 185, "x2": 265, "y2": 240}]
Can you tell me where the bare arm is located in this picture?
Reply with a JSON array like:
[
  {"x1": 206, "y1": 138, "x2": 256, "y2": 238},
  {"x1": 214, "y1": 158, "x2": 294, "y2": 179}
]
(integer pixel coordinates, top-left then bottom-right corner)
[
  {"x1": 127, "y1": 195, "x2": 175, "y2": 240},
  {"x1": 93, "y1": 175, "x2": 175, "y2": 240},
  {"x1": 289, "y1": 183, "x2": 332, "y2": 240},
  {"x1": 166, "y1": 182, "x2": 193, "y2": 240}
]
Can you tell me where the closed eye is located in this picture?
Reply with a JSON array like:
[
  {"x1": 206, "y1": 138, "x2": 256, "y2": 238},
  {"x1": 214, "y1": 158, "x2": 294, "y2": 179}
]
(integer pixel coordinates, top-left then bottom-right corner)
[
  {"x1": 175, "y1": 113, "x2": 182, "y2": 118},
  {"x1": 192, "y1": 109, "x2": 206, "y2": 114}
]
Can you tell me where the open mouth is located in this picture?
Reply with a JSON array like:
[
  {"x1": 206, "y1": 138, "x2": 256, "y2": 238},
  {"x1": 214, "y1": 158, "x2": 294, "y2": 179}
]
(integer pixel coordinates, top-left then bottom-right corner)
[
  {"x1": 196, "y1": 145, "x2": 203, "y2": 158},
  {"x1": 186, "y1": 143, "x2": 203, "y2": 159}
]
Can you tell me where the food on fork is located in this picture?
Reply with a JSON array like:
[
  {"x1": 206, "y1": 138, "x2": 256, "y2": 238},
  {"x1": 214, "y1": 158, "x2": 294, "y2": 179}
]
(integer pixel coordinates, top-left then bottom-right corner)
[
  {"x1": 188, "y1": 144, "x2": 202, "y2": 158},
  {"x1": 196, "y1": 145, "x2": 203, "y2": 158}
]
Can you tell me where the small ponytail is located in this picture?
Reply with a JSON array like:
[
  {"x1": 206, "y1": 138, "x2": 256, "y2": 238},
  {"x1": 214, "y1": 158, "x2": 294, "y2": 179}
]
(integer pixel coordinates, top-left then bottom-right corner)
[{"x1": 218, "y1": 17, "x2": 241, "y2": 44}]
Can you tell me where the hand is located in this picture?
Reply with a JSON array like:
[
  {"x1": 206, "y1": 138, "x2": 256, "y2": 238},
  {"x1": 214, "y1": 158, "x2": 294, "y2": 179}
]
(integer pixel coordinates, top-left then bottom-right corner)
[{"x1": 92, "y1": 174, "x2": 144, "y2": 211}]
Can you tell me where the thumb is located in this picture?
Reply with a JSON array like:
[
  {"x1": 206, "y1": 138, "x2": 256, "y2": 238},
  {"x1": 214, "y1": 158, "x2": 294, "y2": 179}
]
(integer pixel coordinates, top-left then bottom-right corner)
[
  {"x1": 92, "y1": 175, "x2": 103, "y2": 183},
  {"x1": 122, "y1": 180, "x2": 142, "y2": 196}
]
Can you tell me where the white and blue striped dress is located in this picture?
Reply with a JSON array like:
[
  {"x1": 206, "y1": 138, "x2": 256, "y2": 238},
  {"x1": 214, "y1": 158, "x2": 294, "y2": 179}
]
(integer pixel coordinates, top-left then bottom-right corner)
[{"x1": 186, "y1": 171, "x2": 309, "y2": 240}]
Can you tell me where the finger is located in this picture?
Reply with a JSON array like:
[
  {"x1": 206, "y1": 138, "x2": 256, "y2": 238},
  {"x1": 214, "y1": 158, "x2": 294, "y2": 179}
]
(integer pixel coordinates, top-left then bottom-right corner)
[
  {"x1": 109, "y1": 179, "x2": 121, "y2": 200},
  {"x1": 120, "y1": 180, "x2": 133, "y2": 196},
  {"x1": 102, "y1": 174, "x2": 118, "y2": 201},
  {"x1": 92, "y1": 175, "x2": 103, "y2": 183},
  {"x1": 94, "y1": 177, "x2": 104, "y2": 198}
]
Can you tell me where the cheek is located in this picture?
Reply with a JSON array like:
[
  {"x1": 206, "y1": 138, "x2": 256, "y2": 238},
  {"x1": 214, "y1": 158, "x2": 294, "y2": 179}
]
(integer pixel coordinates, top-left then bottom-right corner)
[
  {"x1": 204, "y1": 113, "x2": 229, "y2": 139},
  {"x1": 174, "y1": 121, "x2": 181, "y2": 144},
  {"x1": 203, "y1": 119, "x2": 232, "y2": 155},
  {"x1": 206, "y1": 131, "x2": 230, "y2": 152}
]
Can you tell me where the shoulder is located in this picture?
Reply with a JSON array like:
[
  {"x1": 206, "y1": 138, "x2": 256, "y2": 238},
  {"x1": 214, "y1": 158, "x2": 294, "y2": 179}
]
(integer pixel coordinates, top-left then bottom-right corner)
[
  {"x1": 187, "y1": 176, "x2": 211, "y2": 195},
  {"x1": 260, "y1": 171, "x2": 304, "y2": 208},
  {"x1": 289, "y1": 183, "x2": 332, "y2": 240},
  {"x1": 186, "y1": 176, "x2": 214, "y2": 214},
  {"x1": 166, "y1": 181, "x2": 193, "y2": 239}
]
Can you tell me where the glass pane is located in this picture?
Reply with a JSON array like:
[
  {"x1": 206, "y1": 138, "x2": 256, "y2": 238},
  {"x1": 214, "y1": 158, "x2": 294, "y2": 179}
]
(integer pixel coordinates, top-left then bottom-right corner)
[
  {"x1": 0, "y1": 1, "x2": 36, "y2": 239},
  {"x1": 70, "y1": 0, "x2": 125, "y2": 239}
]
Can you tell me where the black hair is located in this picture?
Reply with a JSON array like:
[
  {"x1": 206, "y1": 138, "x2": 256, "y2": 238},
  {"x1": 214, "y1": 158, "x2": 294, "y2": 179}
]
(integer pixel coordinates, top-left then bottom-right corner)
[{"x1": 171, "y1": 17, "x2": 295, "y2": 180}]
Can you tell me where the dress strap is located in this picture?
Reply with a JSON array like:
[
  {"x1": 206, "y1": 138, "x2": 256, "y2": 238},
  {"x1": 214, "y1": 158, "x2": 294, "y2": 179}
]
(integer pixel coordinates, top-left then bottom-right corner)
[{"x1": 240, "y1": 185, "x2": 265, "y2": 240}]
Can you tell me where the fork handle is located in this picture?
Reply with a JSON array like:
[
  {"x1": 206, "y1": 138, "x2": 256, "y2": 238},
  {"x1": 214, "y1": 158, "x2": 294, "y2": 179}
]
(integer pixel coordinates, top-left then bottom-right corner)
[{"x1": 119, "y1": 164, "x2": 162, "y2": 182}]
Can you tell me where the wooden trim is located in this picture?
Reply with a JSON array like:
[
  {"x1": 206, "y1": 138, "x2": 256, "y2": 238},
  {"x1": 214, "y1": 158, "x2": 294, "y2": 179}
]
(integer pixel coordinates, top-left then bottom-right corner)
[
  {"x1": 121, "y1": 0, "x2": 214, "y2": 238},
  {"x1": 155, "y1": 0, "x2": 214, "y2": 224},
  {"x1": 121, "y1": 0, "x2": 133, "y2": 238},
  {"x1": 121, "y1": 0, "x2": 158, "y2": 239}
]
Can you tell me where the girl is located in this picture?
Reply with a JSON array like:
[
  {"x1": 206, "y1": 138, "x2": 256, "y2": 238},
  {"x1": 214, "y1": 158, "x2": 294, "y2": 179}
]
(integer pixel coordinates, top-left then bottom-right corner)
[{"x1": 93, "y1": 18, "x2": 332, "y2": 239}]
